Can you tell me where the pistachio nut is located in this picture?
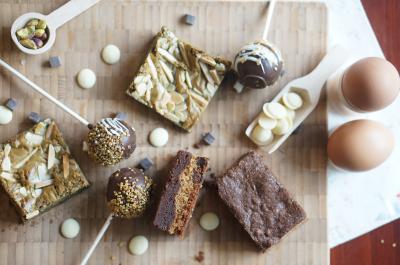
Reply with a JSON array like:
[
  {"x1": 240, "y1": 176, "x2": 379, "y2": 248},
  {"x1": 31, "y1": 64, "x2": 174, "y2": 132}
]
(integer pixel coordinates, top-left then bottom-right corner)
[
  {"x1": 20, "y1": 39, "x2": 37, "y2": 49},
  {"x1": 16, "y1": 28, "x2": 30, "y2": 39},
  {"x1": 34, "y1": 29, "x2": 45, "y2": 38},
  {"x1": 27, "y1": 19, "x2": 39, "y2": 27},
  {"x1": 37, "y1": 20, "x2": 47, "y2": 30}
]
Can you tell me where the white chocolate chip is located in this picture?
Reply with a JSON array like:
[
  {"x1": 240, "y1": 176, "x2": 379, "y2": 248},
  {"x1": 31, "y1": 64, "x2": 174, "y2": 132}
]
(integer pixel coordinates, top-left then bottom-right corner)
[
  {"x1": 263, "y1": 102, "x2": 287, "y2": 119},
  {"x1": 286, "y1": 108, "x2": 295, "y2": 120},
  {"x1": 282, "y1": 92, "x2": 303, "y2": 110},
  {"x1": 77, "y1": 68, "x2": 96, "y2": 89},
  {"x1": 199, "y1": 212, "x2": 220, "y2": 231},
  {"x1": 60, "y1": 218, "x2": 80, "y2": 239},
  {"x1": 149, "y1": 127, "x2": 169, "y2": 147},
  {"x1": 251, "y1": 125, "x2": 273, "y2": 144},
  {"x1": 101, "y1": 44, "x2": 121, "y2": 65},
  {"x1": 257, "y1": 114, "x2": 277, "y2": 129},
  {"x1": 0, "y1": 106, "x2": 13, "y2": 125},
  {"x1": 272, "y1": 117, "x2": 292, "y2": 135},
  {"x1": 128, "y1": 235, "x2": 149, "y2": 255}
]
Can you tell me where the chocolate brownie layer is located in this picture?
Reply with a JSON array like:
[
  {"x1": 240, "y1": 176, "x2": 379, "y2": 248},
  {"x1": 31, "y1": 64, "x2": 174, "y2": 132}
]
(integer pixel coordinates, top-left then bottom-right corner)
[
  {"x1": 153, "y1": 150, "x2": 208, "y2": 237},
  {"x1": 216, "y1": 151, "x2": 306, "y2": 251}
]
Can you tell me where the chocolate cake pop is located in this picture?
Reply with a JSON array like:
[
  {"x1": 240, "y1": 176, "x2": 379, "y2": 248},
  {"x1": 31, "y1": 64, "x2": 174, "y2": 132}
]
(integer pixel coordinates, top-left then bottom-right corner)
[
  {"x1": 86, "y1": 118, "x2": 136, "y2": 166},
  {"x1": 234, "y1": 40, "x2": 283, "y2": 90},
  {"x1": 107, "y1": 167, "x2": 152, "y2": 218}
]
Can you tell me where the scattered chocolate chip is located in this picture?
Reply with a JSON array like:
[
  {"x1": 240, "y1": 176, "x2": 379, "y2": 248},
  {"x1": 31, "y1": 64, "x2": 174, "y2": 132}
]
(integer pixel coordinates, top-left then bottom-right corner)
[
  {"x1": 202, "y1": 132, "x2": 215, "y2": 145},
  {"x1": 194, "y1": 251, "x2": 204, "y2": 263},
  {"x1": 28, "y1": 112, "x2": 42, "y2": 124},
  {"x1": 293, "y1": 123, "x2": 304, "y2": 135},
  {"x1": 115, "y1": 112, "x2": 127, "y2": 121},
  {"x1": 184, "y1": 14, "x2": 196, "y2": 25},
  {"x1": 137, "y1": 158, "x2": 154, "y2": 171},
  {"x1": 5, "y1": 98, "x2": 17, "y2": 111},
  {"x1": 49, "y1": 56, "x2": 61, "y2": 68}
]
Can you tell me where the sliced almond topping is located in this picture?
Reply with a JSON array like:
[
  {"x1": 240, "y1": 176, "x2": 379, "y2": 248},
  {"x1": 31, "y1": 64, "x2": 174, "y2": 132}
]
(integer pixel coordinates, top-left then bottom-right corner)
[
  {"x1": 178, "y1": 42, "x2": 189, "y2": 66},
  {"x1": 157, "y1": 48, "x2": 178, "y2": 64},
  {"x1": 14, "y1": 148, "x2": 38, "y2": 169},
  {"x1": 0, "y1": 172, "x2": 16, "y2": 182},
  {"x1": 25, "y1": 210, "x2": 40, "y2": 220},
  {"x1": 47, "y1": 144, "x2": 56, "y2": 169},
  {"x1": 175, "y1": 110, "x2": 188, "y2": 122},
  {"x1": 209, "y1": 69, "x2": 221, "y2": 84},
  {"x1": 134, "y1": 75, "x2": 146, "y2": 85},
  {"x1": 199, "y1": 62, "x2": 215, "y2": 85},
  {"x1": 34, "y1": 179, "x2": 54, "y2": 189},
  {"x1": 189, "y1": 91, "x2": 208, "y2": 107},
  {"x1": 175, "y1": 103, "x2": 187, "y2": 112},
  {"x1": 45, "y1": 123, "x2": 54, "y2": 140},
  {"x1": 159, "y1": 60, "x2": 174, "y2": 83},
  {"x1": 25, "y1": 132, "x2": 43, "y2": 146},
  {"x1": 184, "y1": 71, "x2": 192, "y2": 89},
  {"x1": 135, "y1": 82, "x2": 148, "y2": 97},
  {"x1": 171, "y1": 92, "x2": 185, "y2": 104},
  {"x1": 215, "y1": 63, "x2": 226, "y2": 72},
  {"x1": 166, "y1": 102, "x2": 175, "y2": 112},
  {"x1": 63, "y1": 154, "x2": 70, "y2": 179},
  {"x1": 3, "y1": 144, "x2": 11, "y2": 157},
  {"x1": 176, "y1": 69, "x2": 188, "y2": 93},
  {"x1": 199, "y1": 54, "x2": 217, "y2": 67},
  {"x1": 1, "y1": 157, "x2": 11, "y2": 172},
  {"x1": 34, "y1": 122, "x2": 47, "y2": 136},
  {"x1": 146, "y1": 56, "x2": 158, "y2": 81},
  {"x1": 164, "y1": 112, "x2": 180, "y2": 123},
  {"x1": 207, "y1": 82, "x2": 217, "y2": 96}
]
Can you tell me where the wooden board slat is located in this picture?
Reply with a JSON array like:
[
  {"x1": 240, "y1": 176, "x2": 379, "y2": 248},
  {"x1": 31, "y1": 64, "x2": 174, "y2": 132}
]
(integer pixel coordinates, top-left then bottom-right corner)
[{"x1": 0, "y1": 1, "x2": 328, "y2": 264}]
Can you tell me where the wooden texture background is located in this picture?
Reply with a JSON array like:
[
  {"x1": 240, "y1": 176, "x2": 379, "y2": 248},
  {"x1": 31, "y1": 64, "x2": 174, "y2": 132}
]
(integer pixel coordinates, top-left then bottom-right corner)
[
  {"x1": 0, "y1": 1, "x2": 328, "y2": 264},
  {"x1": 331, "y1": 0, "x2": 400, "y2": 264}
]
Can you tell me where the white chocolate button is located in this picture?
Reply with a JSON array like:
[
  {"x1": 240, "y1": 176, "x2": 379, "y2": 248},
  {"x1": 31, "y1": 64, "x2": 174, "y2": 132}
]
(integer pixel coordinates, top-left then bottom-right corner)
[
  {"x1": 77, "y1": 68, "x2": 96, "y2": 89},
  {"x1": 102, "y1": 44, "x2": 121, "y2": 65},
  {"x1": 263, "y1": 102, "x2": 287, "y2": 119},
  {"x1": 60, "y1": 218, "x2": 80, "y2": 239},
  {"x1": 149, "y1": 127, "x2": 169, "y2": 147},
  {"x1": 251, "y1": 125, "x2": 273, "y2": 144},
  {"x1": 286, "y1": 108, "x2": 295, "y2": 120},
  {"x1": 257, "y1": 114, "x2": 277, "y2": 129},
  {"x1": 0, "y1": 106, "x2": 13, "y2": 125},
  {"x1": 272, "y1": 117, "x2": 292, "y2": 135},
  {"x1": 128, "y1": 235, "x2": 149, "y2": 255},
  {"x1": 282, "y1": 92, "x2": 303, "y2": 110},
  {"x1": 200, "y1": 212, "x2": 220, "y2": 231}
]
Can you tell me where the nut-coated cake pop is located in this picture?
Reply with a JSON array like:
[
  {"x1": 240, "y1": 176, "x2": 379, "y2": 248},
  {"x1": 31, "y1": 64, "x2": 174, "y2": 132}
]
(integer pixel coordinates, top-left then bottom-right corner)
[
  {"x1": 234, "y1": 40, "x2": 283, "y2": 90},
  {"x1": 86, "y1": 118, "x2": 136, "y2": 166},
  {"x1": 107, "y1": 168, "x2": 152, "y2": 218}
]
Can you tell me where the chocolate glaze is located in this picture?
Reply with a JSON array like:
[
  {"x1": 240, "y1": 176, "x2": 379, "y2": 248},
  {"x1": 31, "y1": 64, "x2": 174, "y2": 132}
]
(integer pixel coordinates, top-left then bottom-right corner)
[{"x1": 107, "y1": 168, "x2": 145, "y2": 202}]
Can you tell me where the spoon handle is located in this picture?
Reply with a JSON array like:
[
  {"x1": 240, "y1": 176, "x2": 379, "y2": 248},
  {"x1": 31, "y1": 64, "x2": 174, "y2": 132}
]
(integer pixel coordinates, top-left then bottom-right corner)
[{"x1": 46, "y1": 0, "x2": 102, "y2": 29}]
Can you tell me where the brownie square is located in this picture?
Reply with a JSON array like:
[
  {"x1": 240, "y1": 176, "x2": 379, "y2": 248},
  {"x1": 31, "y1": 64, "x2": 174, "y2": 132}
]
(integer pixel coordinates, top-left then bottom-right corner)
[
  {"x1": 127, "y1": 26, "x2": 231, "y2": 132},
  {"x1": 216, "y1": 150, "x2": 306, "y2": 251},
  {"x1": 153, "y1": 150, "x2": 208, "y2": 237},
  {"x1": 0, "y1": 119, "x2": 90, "y2": 222}
]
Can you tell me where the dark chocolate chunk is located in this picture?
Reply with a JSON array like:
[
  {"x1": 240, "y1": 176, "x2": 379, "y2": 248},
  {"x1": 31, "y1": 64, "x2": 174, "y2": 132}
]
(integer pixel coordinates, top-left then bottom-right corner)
[
  {"x1": 216, "y1": 151, "x2": 306, "y2": 251},
  {"x1": 5, "y1": 98, "x2": 17, "y2": 111},
  {"x1": 115, "y1": 112, "x2": 127, "y2": 121},
  {"x1": 28, "y1": 112, "x2": 42, "y2": 123},
  {"x1": 202, "y1": 133, "x2": 215, "y2": 145},
  {"x1": 49, "y1": 56, "x2": 61, "y2": 68},
  {"x1": 184, "y1": 14, "x2": 196, "y2": 25},
  {"x1": 138, "y1": 158, "x2": 154, "y2": 171}
]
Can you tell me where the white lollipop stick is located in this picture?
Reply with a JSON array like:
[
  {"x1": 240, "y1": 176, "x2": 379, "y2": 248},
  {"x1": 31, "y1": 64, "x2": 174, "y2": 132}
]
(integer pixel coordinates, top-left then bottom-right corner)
[
  {"x1": 80, "y1": 213, "x2": 114, "y2": 265},
  {"x1": 0, "y1": 58, "x2": 90, "y2": 127},
  {"x1": 262, "y1": 0, "x2": 277, "y2": 40}
]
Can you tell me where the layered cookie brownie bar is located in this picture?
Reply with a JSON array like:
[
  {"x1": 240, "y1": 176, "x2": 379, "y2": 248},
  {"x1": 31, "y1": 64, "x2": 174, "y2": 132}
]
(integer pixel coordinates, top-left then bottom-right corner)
[
  {"x1": 0, "y1": 119, "x2": 90, "y2": 222},
  {"x1": 153, "y1": 150, "x2": 208, "y2": 237},
  {"x1": 127, "y1": 27, "x2": 231, "y2": 132},
  {"x1": 216, "y1": 151, "x2": 306, "y2": 251}
]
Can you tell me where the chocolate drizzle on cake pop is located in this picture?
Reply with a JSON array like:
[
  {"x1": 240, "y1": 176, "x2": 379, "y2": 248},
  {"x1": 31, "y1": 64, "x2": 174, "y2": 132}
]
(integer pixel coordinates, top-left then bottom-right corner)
[
  {"x1": 107, "y1": 168, "x2": 152, "y2": 219},
  {"x1": 234, "y1": 40, "x2": 283, "y2": 89},
  {"x1": 86, "y1": 118, "x2": 136, "y2": 166}
]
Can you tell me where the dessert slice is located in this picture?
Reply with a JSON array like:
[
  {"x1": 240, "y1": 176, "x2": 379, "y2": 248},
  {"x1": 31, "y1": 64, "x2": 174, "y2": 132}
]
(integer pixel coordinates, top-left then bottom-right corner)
[
  {"x1": 153, "y1": 150, "x2": 208, "y2": 237},
  {"x1": 127, "y1": 26, "x2": 231, "y2": 132},
  {"x1": 0, "y1": 119, "x2": 90, "y2": 222},
  {"x1": 216, "y1": 151, "x2": 306, "y2": 251}
]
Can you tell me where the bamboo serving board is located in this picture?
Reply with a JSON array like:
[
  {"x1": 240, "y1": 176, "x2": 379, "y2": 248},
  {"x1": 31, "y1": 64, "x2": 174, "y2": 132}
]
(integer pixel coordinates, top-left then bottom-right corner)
[{"x1": 0, "y1": 1, "x2": 328, "y2": 264}]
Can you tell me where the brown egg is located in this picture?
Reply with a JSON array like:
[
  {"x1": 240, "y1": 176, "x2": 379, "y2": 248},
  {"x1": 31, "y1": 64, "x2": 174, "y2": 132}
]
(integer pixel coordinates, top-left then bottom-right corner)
[
  {"x1": 327, "y1": 119, "x2": 394, "y2": 172},
  {"x1": 342, "y1": 57, "x2": 400, "y2": 112}
]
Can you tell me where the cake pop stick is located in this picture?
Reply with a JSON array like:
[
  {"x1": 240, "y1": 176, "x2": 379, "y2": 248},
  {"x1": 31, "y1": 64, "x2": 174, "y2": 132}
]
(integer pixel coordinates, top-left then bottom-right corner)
[
  {"x1": 233, "y1": 0, "x2": 283, "y2": 92},
  {"x1": 0, "y1": 58, "x2": 137, "y2": 166},
  {"x1": 80, "y1": 168, "x2": 152, "y2": 265},
  {"x1": 262, "y1": 0, "x2": 277, "y2": 40},
  {"x1": 0, "y1": 58, "x2": 90, "y2": 127}
]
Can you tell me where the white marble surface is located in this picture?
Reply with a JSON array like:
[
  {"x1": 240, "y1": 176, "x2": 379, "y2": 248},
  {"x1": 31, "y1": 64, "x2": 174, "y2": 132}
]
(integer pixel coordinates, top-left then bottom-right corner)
[{"x1": 319, "y1": 0, "x2": 400, "y2": 248}]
